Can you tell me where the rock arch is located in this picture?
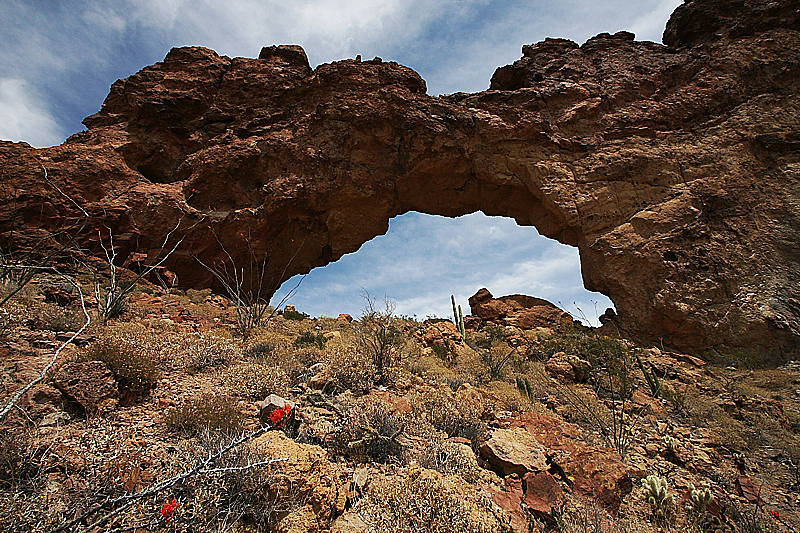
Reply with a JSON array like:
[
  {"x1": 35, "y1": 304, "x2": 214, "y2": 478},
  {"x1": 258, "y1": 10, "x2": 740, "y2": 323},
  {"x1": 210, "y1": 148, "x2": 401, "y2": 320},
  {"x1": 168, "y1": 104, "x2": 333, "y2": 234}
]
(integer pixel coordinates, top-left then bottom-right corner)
[{"x1": 1, "y1": 0, "x2": 799, "y2": 357}]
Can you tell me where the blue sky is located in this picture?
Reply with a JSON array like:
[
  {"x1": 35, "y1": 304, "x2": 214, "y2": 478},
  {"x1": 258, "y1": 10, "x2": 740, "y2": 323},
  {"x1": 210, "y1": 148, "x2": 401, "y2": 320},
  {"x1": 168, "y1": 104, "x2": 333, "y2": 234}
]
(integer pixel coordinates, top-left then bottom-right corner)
[{"x1": 0, "y1": 0, "x2": 681, "y2": 321}]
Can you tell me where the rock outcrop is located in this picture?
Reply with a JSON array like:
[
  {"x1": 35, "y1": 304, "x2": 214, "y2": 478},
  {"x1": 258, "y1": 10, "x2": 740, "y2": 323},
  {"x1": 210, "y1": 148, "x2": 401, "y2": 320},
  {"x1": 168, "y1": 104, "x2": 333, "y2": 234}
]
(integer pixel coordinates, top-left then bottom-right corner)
[
  {"x1": 468, "y1": 288, "x2": 575, "y2": 330},
  {"x1": 1, "y1": 0, "x2": 799, "y2": 358}
]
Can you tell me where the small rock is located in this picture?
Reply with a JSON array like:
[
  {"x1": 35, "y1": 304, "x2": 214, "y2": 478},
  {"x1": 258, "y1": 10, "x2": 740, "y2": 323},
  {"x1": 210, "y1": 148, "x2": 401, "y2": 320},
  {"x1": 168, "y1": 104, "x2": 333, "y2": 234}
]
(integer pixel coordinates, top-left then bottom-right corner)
[{"x1": 259, "y1": 394, "x2": 296, "y2": 426}]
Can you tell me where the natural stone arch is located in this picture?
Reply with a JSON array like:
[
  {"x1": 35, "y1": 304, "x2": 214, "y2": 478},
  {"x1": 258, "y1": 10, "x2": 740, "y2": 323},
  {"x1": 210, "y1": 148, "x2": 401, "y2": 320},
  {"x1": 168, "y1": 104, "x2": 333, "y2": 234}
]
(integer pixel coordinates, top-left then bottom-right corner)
[{"x1": 1, "y1": 0, "x2": 799, "y2": 358}]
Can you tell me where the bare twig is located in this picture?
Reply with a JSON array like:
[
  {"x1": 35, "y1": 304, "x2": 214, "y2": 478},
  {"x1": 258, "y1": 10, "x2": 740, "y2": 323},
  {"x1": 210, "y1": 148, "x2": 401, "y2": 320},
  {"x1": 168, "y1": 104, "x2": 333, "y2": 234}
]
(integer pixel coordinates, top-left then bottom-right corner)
[
  {"x1": 193, "y1": 230, "x2": 306, "y2": 334},
  {"x1": 47, "y1": 424, "x2": 288, "y2": 533},
  {"x1": 0, "y1": 273, "x2": 90, "y2": 421}
]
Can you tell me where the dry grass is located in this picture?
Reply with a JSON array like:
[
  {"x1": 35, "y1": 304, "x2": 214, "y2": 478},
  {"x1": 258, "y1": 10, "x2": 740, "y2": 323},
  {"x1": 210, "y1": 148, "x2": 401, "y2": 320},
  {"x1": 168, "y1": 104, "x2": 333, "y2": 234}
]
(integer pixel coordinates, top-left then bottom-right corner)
[
  {"x1": 164, "y1": 393, "x2": 245, "y2": 436},
  {"x1": 351, "y1": 467, "x2": 510, "y2": 533},
  {"x1": 220, "y1": 362, "x2": 291, "y2": 400}
]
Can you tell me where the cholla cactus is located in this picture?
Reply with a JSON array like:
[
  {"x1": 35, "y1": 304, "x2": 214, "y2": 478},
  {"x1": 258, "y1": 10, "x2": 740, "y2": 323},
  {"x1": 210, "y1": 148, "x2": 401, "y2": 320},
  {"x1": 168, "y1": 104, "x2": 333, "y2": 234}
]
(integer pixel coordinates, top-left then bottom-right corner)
[
  {"x1": 642, "y1": 474, "x2": 674, "y2": 521},
  {"x1": 688, "y1": 483, "x2": 713, "y2": 514}
]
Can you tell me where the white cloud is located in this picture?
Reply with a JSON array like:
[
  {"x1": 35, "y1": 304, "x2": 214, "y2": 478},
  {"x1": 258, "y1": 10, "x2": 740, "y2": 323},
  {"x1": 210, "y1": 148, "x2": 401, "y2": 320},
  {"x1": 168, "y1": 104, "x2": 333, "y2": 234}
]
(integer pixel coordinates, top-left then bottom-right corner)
[
  {"x1": 629, "y1": 0, "x2": 683, "y2": 42},
  {"x1": 0, "y1": 78, "x2": 64, "y2": 147}
]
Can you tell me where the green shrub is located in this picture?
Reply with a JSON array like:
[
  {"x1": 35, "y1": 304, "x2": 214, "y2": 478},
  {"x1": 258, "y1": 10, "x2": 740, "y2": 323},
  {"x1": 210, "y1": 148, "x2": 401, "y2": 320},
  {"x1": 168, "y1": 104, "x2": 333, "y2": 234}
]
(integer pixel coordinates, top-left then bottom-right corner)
[
  {"x1": 283, "y1": 309, "x2": 309, "y2": 321},
  {"x1": 293, "y1": 331, "x2": 327, "y2": 349}
]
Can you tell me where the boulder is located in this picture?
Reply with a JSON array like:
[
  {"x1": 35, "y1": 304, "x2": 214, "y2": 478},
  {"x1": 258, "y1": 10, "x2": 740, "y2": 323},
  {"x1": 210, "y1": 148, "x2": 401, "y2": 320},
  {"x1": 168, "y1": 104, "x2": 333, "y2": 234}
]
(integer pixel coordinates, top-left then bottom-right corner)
[
  {"x1": 259, "y1": 394, "x2": 296, "y2": 426},
  {"x1": 479, "y1": 427, "x2": 549, "y2": 477},
  {"x1": 545, "y1": 352, "x2": 592, "y2": 383},
  {"x1": 249, "y1": 431, "x2": 347, "y2": 531},
  {"x1": 469, "y1": 289, "x2": 574, "y2": 330},
  {"x1": 53, "y1": 361, "x2": 118, "y2": 415}
]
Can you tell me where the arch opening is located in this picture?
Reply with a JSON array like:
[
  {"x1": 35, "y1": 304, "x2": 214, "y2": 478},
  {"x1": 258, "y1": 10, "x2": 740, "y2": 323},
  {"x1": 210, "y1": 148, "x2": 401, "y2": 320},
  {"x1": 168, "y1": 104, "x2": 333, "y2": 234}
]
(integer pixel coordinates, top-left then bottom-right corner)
[{"x1": 271, "y1": 211, "x2": 614, "y2": 324}]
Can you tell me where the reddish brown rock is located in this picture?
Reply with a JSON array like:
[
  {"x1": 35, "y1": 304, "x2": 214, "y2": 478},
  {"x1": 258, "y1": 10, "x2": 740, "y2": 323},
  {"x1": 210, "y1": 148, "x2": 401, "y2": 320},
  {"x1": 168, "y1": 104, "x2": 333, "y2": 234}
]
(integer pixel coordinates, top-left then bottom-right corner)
[
  {"x1": 469, "y1": 288, "x2": 574, "y2": 330},
  {"x1": 523, "y1": 471, "x2": 565, "y2": 520},
  {"x1": 1, "y1": 0, "x2": 799, "y2": 359},
  {"x1": 505, "y1": 411, "x2": 632, "y2": 513},
  {"x1": 53, "y1": 361, "x2": 118, "y2": 414},
  {"x1": 489, "y1": 474, "x2": 529, "y2": 533}
]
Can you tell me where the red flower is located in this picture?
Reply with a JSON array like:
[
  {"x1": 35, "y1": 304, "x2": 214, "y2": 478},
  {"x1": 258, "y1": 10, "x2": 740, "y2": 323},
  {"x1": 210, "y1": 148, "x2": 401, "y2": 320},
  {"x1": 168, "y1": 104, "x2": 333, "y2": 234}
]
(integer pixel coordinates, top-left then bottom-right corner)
[
  {"x1": 161, "y1": 498, "x2": 179, "y2": 523},
  {"x1": 270, "y1": 405, "x2": 292, "y2": 428},
  {"x1": 770, "y1": 510, "x2": 780, "y2": 520}
]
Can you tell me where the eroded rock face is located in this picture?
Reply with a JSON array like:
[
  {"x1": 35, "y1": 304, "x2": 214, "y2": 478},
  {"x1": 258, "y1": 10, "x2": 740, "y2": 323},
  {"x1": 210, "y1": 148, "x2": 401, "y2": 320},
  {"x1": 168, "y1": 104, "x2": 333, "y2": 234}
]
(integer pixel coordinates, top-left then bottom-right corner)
[{"x1": 1, "y1": 0, "x2": 799, "y2": 358}]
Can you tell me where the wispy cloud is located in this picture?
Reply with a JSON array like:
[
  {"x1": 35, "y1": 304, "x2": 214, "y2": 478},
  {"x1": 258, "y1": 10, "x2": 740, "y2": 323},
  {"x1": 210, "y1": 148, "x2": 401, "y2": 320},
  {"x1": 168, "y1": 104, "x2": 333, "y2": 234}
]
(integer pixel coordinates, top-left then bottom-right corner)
[{"x1": 0, "y1": 78, "x2": 64, "y2": 147}]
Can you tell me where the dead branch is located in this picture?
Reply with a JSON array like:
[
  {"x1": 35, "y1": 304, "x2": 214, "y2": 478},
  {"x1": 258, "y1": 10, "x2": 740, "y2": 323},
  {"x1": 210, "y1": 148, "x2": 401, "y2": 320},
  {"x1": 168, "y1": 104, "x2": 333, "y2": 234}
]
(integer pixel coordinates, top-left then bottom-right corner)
[
  {"x1": 47, "y1": 424, "x2": 289, "y2": 533},
  {"x1": 0, "y1": 272, "x2": 90, "y2": 422}
]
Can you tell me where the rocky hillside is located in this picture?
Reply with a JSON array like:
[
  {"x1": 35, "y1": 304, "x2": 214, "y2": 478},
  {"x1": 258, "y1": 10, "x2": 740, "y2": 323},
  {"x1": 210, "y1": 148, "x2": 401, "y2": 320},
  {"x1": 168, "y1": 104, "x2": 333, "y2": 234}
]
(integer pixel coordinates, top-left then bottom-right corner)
[
  {"x1": 0, "y1": 274, "x2": 799, "y2": 533},
  {"x1": 1, "y1": 0, "x2": 799, "y2": 359}
]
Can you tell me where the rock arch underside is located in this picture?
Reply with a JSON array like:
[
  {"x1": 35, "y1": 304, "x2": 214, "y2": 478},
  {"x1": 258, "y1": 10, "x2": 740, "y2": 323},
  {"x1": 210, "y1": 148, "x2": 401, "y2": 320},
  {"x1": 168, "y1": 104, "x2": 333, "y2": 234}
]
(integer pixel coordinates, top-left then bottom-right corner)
[{"x1": 1, "y1": 0, "x2": 799, "y2": 358}]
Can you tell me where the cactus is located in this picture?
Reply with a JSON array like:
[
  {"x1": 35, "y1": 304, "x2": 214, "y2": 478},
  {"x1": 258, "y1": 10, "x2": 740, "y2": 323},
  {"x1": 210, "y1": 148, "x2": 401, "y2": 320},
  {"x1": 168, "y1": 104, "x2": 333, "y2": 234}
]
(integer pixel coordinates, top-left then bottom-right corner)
[
  {"x1": 636, "y1": 352, "x2": 661, "y2": 397},
  {"x1": 451, "y1": 295, "x2": 466, "y2": 338},
  {"x1": 663, "y1": 435, "x2": 677, "y2": 454},
  {"x1": 642, "y1": 474, "x2": 674, "y2": 521},
  {"x1": 688, "y1": 483, "x2": 713, "y2": 514},
  {"x1": 516, "y1": 377, "x2": 535, "y2": 402}
]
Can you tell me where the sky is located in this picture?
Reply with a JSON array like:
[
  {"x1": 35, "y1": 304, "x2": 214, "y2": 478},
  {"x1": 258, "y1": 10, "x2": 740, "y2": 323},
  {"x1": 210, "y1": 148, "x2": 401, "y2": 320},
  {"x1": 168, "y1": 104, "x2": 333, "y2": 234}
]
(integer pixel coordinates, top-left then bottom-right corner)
[{"x1": 1, "y1": 0, "x2": 682, "y2": 322}]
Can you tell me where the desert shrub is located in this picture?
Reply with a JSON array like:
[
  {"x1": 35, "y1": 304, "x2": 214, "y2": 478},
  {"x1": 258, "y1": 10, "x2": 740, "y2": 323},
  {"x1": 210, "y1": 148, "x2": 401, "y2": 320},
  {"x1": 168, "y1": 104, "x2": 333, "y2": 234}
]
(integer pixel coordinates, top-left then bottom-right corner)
[
  {"x1": 324, "y1": 339, "x2": 376, "y2": 393},
  {"x1": 27, "y1": 302, "x2": 85, "y2": 332},
  {"x1": 165, "y1": 393, "x2": 244, "y2": 436},
  {"x1": 357, "y1": 295, "x2": 407, "y2": 385},
  {"x1": 293, "y1": 331, "x2": 327, "y2": 349},
  {"x1": 245, "y1": 341, "x2": 276, "y2": 359},
  {"x1": 0, "y1": 430, "x2": 43, "y2": 492},
  {"x1": 245, "y1": 330, "x2": 292, "y2": 354},
  {"x1": 484, "y1": 380, "x2": 532, "y2": 413},
  {"x1": 532, "y1": 331, "x2": 640, "y2": 395},
  {"x1": 150, "y1": 431, "x2": 303, "y2": 532},
  {"x1": 419, "y1": 439, "x2": 481, "y2": 482},
  {"x1": 221, "y1": 363, "x2": 291, "y2": 400},
  {"x1": 187, "y1": 333, "x2": 242, "y2": 372},
  {"x1": 186, "y1": 288, "x2": 212, "y2": 305},
  {"x1": 408, "y1": 388, "x2": 487, "y2": 449},
  {"x1": 334, "y1": 395, "x2": 409, "y2": 462},
  {"x1": 352, "y1": 467, "x2": 510, "y2": 533},
  {"x1": 283, "y1": 309, "x2": 309, "y2": 321},
  {"x1": 78, "y1": 323, "x2": 163, "y2": 394}
]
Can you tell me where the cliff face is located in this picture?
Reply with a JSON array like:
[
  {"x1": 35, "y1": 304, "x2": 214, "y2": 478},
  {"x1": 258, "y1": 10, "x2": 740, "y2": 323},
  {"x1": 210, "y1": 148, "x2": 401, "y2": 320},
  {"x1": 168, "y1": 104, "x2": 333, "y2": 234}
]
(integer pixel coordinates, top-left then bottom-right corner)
[{"x1": 1, "y1": 0, "x2": 799, "y2": 358}]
